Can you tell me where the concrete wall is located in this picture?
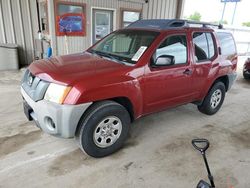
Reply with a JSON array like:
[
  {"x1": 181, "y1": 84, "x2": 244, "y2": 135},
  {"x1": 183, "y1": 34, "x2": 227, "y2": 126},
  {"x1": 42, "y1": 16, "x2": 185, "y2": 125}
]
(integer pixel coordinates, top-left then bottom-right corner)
[
  {"x1": 0, "y1": 0, "x2": 39, "y2": 66},
  {"x1": 0, "y1": 0, "x2": 185, "y2": 65},
  {"x1": 52, "y1": 0, "x2": 143, "y2": 55},
  {"x1": 144, "y1": 0, "x2": 179, "y2": 19},
  {"x1": 52, "y1": 0, "x2": 184, "y2": 56}
]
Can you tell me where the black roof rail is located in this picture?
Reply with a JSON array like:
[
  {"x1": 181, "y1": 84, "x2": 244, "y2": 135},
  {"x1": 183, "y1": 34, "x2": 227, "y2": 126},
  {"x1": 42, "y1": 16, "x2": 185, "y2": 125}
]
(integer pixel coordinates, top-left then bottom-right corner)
[{"x1": 126, "y1": 19, "x2": 223, "y2": 30}]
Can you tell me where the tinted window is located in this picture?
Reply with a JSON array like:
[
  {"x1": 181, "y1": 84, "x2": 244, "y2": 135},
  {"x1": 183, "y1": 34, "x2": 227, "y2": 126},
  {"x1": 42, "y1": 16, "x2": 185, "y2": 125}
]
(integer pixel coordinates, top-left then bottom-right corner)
[
  {"x1": 216, "y1": 32, "x2": 236, "y2": 56},
  {"x1": 193, "y1": 32, "x2": 216, "y2": 62},
  {"x1": 155, "y1": 35, "x2": 187, "y2": 65}
]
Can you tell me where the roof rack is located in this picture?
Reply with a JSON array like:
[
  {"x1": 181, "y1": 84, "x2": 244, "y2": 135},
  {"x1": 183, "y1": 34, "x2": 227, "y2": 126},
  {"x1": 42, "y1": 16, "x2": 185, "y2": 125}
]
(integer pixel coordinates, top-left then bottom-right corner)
[
  {"x1": 185, "y1": 20, "x2": 223, "y2": 29},
  {"x1": 126, "y1": 19, "x2": 223, "y2": 30}
]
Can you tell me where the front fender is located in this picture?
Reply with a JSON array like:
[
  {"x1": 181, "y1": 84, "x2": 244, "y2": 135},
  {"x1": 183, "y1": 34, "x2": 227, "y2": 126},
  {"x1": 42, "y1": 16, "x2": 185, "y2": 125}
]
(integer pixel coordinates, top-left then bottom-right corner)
[{"x1": 65, "y1": 79, "x2": 143, "y2": 119}]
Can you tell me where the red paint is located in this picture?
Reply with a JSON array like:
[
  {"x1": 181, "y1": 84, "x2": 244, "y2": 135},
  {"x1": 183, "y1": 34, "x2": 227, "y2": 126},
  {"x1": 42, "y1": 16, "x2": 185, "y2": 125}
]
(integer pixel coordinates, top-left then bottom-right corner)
[{"x1": 28, "y1": 27, "x2": 237, "y2": 120}]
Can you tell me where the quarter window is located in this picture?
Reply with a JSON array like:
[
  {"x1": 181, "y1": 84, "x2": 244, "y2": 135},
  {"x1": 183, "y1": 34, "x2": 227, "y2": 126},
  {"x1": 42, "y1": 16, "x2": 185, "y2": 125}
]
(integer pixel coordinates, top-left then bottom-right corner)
[
  {"x1": 216, "y1": 32, "x2": 236, "y2": 56},
  {"x1": 193, "y1": 32, "x2": 216, "y2": 62},
  {"x1": 154, "y1": 35, "x2": 187, "y2": 65}
]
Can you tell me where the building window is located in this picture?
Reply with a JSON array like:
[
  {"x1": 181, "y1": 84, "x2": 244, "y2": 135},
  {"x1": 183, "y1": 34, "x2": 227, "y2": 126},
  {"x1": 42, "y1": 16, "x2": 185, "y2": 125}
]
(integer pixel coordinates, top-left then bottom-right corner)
[
  {"x1": 121, "y1": 9, "x2": 141, "y2": 28},
  {"x1": 55, "y1": 1, "x2": 86, "y2": 36}
]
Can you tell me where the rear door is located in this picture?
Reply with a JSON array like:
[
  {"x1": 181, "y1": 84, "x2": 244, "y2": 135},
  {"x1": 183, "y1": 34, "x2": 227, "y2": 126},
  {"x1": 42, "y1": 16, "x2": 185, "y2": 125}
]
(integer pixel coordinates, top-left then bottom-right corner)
[
  {"x1": 191, "y1": 31, "x2": 218, "y2": 98},
  {"x1": 143, "y1": 33, "x2": 194, "y2": 114}
]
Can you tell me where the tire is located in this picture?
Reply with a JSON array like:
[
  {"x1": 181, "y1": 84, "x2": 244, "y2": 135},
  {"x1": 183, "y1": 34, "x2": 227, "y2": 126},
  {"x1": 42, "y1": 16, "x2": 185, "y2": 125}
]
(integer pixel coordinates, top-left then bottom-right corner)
[
  {"x1": 243, "y1": 71, "x2": 250, "y2": 80},
  {"x1": 198, "y1": 82, "x2": 226, "y2": 115},
  {"x1": 76, "y1": 100, "x2": 131, "y2": 158}
]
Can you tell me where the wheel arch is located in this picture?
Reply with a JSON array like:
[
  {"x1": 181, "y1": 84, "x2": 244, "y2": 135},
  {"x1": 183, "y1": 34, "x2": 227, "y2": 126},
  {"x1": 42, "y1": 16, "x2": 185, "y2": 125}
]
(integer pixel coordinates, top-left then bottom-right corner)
[
  {"x1": 213, "y1": 75, "x2": 229, "y2": 91},
  {"x1": 195, "y1": 75, "x2": 229, "y2": 106},
  {"x1": 75, "y1": 97, "x2": 135, "y2": 136}
]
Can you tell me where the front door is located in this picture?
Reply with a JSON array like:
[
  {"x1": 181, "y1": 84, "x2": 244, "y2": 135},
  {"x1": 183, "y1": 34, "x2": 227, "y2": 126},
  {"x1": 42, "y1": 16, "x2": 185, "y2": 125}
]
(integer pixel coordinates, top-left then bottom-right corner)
[
  {"x1": 92, "y1": 9, "x2": 113, "y2": 44},
  {"x1": 143, "y1": 34, "x2": 194, "y2": 114}
]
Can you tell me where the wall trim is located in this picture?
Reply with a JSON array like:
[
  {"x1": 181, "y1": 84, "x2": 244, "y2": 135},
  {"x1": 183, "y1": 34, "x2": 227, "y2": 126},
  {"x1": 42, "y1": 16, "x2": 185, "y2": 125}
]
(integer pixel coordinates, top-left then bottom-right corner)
[
  {"x1": 27, "y1": 0, "x2": 35, "y2": 60},
  {"x1": 17, "y1": 0, "x2": 27, "y2": 64},
  {"x1": 0, "y1": 0, "x2": 6, "y2": 43},
  {"x1": 8, "y1": 0, "x2": 16, "y2": 43}
]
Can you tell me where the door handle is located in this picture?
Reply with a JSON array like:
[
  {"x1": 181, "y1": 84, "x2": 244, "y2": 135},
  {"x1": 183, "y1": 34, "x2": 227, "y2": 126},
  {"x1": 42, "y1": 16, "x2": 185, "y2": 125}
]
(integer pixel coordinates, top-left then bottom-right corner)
[{"x1": 183, "y1": 69, "x2": 192, "y2": 75}]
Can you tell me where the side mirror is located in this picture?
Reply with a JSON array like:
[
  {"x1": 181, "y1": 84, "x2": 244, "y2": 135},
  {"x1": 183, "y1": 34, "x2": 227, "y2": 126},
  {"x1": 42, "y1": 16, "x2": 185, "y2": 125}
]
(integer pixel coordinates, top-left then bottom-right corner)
[
  {"x1": 197, "y1": 180, "x2": 211, "y2": 188},
  {"x1": 154, "y1": 55, "x2": 175, "y2": 67}
]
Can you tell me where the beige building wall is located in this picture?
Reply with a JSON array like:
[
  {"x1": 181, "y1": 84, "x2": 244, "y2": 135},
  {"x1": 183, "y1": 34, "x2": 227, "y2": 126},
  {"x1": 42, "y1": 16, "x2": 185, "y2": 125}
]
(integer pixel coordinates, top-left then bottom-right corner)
[{"x1": 0, "y1": 0, "x2": 185, "y2": 65}]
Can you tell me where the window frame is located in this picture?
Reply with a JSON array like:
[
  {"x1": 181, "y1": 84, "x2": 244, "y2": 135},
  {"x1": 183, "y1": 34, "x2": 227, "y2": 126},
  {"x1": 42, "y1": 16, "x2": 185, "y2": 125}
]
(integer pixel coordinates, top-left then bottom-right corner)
[
  {"x1": 150, "y1": 33, "x2": 189, "y2": 68},
  {"x1": 192, "y1": 31, "x2": 218, "y2": 63},
  {"x1": 55, "y1": 0, "x2": 86, "y2": 36},
  {"x1": 120, "y1": 8, "x2": 141, "y2": 28}
]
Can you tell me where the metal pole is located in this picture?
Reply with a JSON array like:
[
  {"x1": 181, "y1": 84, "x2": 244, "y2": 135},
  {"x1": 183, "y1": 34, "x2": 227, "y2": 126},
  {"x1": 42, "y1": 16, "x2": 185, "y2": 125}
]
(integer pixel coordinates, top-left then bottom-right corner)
[
  {"x1": 202, "y1": 153, "x2": 215, "y2": 188},
  {"x1": 220, "y1": 2, "x2": 226, "y2": 24},
  {"x1": 231, "y1": 2, "x2": 238, "y2": 25},
  {"x1": 247, "y1": 43, "x2": 250, "y2": 55},
  {"x1": 36, "y1": 0, "x2": 41, "y2": 32}
]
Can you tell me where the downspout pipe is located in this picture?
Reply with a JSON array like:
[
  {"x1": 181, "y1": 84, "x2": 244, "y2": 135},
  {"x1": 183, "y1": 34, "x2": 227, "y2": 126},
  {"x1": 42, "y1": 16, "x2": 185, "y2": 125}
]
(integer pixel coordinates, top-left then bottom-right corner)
[{"x1": 36, "y1": 0, "x2": 41, "y2": 33}]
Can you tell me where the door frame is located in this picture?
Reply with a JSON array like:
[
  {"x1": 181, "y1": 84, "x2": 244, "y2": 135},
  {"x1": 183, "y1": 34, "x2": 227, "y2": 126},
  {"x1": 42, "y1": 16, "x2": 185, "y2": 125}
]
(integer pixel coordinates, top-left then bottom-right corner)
[{"x1": 90, "y1": 6, "x2": 116, "y2": 45}]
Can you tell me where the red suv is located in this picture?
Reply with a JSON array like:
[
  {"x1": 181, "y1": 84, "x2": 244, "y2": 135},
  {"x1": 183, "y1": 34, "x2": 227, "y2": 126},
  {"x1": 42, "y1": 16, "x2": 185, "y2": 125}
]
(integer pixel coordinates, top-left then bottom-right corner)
[
  {"x1": 21, "y1": 19, "x2": 237, "y2": 157},
  {"x1": 243, "y1": 58, "x2": 250, "y2": 79}
]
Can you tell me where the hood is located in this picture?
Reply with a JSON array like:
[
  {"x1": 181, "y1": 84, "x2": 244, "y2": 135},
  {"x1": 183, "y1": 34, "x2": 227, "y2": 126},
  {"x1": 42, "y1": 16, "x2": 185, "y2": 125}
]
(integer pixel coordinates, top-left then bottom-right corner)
[{"x1": 29, "y1": 52, "x2": 131, "y2": 85}]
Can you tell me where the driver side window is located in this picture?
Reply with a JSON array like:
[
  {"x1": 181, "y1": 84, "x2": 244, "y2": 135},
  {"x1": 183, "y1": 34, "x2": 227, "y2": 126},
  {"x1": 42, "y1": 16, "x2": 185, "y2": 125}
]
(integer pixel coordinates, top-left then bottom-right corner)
[{"x1": 152, "y1": 35, "x2": 187, "y2": 66}]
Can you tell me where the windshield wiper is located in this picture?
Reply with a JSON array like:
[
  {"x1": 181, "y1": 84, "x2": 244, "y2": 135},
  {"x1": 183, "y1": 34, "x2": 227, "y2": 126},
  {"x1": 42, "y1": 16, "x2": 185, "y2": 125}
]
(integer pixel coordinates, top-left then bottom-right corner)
[{"x1": 90, "y1": 50, "x2": 125, "y2": 65}]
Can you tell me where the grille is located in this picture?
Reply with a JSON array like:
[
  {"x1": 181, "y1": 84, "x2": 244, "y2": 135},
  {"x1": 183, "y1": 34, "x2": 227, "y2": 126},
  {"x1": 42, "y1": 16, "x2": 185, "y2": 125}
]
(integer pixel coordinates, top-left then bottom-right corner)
[{"x1": 21, "y1": 69, "x2": 50, "y2": 102}]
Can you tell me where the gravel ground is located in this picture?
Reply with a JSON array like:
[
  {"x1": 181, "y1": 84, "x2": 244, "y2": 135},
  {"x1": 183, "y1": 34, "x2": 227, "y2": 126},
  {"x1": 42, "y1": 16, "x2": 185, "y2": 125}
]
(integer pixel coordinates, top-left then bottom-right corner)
[{"x1": 0, "y1": 57, "x2": 249, "y2": 188}]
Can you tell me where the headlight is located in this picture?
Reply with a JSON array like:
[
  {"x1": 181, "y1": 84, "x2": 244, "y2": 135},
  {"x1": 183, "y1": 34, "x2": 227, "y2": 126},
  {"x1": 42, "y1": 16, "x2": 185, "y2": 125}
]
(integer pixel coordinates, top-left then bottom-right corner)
[{"x1": 44, "y1": 83, "x2": 72, "y2": 104}]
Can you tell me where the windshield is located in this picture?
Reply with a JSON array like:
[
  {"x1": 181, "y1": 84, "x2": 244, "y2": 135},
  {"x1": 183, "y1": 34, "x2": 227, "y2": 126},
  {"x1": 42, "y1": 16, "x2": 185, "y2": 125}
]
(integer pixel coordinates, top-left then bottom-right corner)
[{"x1": 89, "y1": 30, "x2": 159, "y2": 65}]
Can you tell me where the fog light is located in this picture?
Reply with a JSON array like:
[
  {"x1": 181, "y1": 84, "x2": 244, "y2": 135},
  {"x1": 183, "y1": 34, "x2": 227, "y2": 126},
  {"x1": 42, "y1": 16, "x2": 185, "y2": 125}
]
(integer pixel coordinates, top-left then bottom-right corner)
[{"x1": 45, "y1": 117, "x2": 56, "y2": 131}]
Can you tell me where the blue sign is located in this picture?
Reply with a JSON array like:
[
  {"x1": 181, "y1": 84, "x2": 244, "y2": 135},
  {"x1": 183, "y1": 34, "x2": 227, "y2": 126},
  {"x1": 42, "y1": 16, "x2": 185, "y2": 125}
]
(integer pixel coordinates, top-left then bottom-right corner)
[
  {"x1": 59, "y1": 16, "x2": 83, "y2": 33},
  {"x1": 221, "y1": 0, "x2": 240, "y2": 2}
]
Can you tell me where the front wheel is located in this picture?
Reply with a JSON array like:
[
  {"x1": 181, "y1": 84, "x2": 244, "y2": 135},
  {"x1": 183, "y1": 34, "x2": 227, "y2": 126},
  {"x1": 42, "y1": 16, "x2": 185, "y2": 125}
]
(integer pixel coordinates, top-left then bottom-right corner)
[
  {"x1": 198, "y1": 82, "x2": 226, "y2": 115},
  {"x1": 76, "y1": 101, "x2": 131, "y2": 158}
]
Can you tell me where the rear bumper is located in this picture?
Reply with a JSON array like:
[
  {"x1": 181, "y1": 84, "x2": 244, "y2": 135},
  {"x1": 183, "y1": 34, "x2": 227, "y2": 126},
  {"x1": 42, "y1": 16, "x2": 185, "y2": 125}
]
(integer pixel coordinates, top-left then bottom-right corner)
[
  {"x1": 21, "y1": 87, "x2": 92, "y2": 138},
  {"x1": 227, "y1": 72, "x2": 237, "y2": 90}
]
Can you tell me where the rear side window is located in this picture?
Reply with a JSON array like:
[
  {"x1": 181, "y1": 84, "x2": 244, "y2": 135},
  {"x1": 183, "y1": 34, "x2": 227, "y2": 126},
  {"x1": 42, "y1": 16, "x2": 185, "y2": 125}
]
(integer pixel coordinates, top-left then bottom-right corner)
[
  {"x1": 193, "y1": 32, "x2": 216, "y2": 62},
  {"x1": 216, "y1": 32, "x2": 236, "y2": 56}
]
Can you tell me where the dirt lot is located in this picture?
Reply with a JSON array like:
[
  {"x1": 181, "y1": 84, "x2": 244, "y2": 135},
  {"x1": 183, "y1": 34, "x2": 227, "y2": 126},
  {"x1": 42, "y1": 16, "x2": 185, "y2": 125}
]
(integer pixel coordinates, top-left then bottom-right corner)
[{"x1": 0, "y1": 57, "x2": 249, "y2": 188}]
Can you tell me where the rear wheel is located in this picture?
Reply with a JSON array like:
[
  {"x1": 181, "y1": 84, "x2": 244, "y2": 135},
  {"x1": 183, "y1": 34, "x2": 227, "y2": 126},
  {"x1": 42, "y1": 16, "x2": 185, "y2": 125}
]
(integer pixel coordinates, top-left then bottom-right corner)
[
  {"x1": 243, "y1": 71, "x2": 250, "y2": 80},
  {"x1": 198, "y1": 82, "x2": 226, "y2": 115},
  {"x1": 76, "y1": 100, "x2": 131, "y2": 158}
]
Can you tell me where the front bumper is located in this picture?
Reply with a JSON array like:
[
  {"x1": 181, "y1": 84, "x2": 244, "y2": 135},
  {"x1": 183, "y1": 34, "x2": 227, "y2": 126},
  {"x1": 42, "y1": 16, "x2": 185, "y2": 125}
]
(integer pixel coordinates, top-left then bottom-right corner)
[{"x1": 21, "y1": 87, "x2": 92, "y2": 138}]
